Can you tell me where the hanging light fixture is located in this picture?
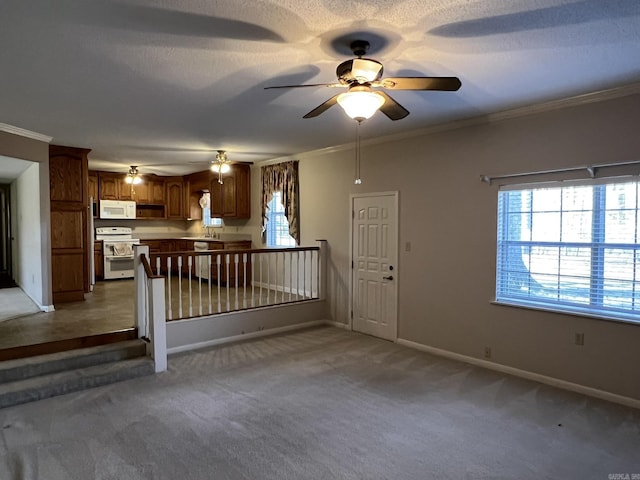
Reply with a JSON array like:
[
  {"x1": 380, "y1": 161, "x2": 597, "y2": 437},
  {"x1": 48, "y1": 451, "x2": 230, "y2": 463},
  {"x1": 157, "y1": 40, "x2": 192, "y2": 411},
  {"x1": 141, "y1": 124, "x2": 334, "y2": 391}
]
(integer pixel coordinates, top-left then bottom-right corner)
[
  {"x1": 211, "y1": 150, "x2": 231, "y2": 184},
  {"x1": 337, "y1": 85, "x2": 385, "y2": 122},
  {"x1": 124, "y1": 166, "x2": 142, "y2": 185}
]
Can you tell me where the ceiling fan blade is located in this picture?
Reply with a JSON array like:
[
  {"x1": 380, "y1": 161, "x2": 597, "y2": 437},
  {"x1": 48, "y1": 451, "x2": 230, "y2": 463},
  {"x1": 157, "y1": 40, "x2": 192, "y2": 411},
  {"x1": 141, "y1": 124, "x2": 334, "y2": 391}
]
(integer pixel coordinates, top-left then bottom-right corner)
[
  {"x1": 377, "y1": 92, "x2": 410, "y2": 120},
  {"x1": 303, "y1": 94, "x2": 340, "y2": 118},
  {"x1": 264, "y1": 83, "x2": 344, "y2": 90},
  {"x1": 378, "y1": 77, "x2": 461, "y2": 91}
]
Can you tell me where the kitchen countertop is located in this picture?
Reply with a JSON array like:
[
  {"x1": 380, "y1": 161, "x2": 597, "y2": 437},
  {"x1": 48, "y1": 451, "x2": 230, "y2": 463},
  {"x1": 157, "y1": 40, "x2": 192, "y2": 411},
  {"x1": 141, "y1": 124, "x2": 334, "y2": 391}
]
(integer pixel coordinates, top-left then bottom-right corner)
[{"x1": 137, "y1": 233, "x2": 252, "y2": 242}]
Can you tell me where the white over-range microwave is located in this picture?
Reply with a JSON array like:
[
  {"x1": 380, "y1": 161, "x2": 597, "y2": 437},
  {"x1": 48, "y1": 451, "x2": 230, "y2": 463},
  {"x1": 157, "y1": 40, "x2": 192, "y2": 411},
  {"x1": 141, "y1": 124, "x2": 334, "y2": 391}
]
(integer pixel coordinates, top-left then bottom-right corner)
[{"x1": 99, "y1": 200, "x2": 136, "y2": 219}]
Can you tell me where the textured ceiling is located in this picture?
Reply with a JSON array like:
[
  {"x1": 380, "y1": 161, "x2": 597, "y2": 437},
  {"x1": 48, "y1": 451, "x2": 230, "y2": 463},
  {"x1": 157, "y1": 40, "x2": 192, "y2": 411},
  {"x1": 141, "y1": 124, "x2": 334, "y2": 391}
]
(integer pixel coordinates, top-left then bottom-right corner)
[{"x1": 1, "y1": 0, "x2": 639, "y2": 176}]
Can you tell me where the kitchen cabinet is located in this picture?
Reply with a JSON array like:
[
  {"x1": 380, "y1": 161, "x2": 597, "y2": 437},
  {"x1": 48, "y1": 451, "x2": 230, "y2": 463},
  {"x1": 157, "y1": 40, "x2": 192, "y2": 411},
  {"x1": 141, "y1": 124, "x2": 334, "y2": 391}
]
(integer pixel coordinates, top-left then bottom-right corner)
[
  {"x1": 98, "y1": 172, "x2": 120, "y2": 200},
  {"x1": 135, "y1": 176, "x2": 165, "y2": 205},
  {"x1": 185, "y1": 171, "x2": 210, "y2": 221},
  {"x1": 94, "y1": 240, "x2": 103, "y2": 280},
  {"x1": 166, "y1": 178, "x2": 185, "y2": 219},
  {"x1": 49, "y1": 144, "x2": 91, "y2": 304},
  {"x1": 142, "y1": 238, "x2": 252, "y2": 285},
  {"x1": 196, "y1": 239, "x2": 252, "y2": 286},
  {"x1": 88, "y1": 171, "x2": 99, "y2": 218},
  {"x1": 118, "y1": 176, "x2": 134, "y2": 201},
  {"x1": 210, "y1": 163, "x2": 250, "y2": 219}
]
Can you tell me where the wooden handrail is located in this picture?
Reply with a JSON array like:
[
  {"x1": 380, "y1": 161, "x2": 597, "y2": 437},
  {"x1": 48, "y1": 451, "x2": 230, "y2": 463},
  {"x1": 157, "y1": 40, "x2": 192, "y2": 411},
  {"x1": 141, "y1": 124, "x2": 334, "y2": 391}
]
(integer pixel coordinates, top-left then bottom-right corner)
[
  {"x1": 146, "y1": 246, "x2": 320, "y2": 256},
  {"x1": 140, "y1": 253, "x2": 164, "y2": 279}
]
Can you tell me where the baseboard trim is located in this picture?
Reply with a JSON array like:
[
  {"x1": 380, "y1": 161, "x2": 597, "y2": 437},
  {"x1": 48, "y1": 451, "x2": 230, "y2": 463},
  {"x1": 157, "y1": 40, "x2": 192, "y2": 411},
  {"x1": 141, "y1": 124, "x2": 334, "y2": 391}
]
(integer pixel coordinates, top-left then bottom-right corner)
[
  {"x1": 396, "y1": 338, "x2": 640, "y2": 410},
  {"x1": 15, "y1": 282, "x2": 54, "y2": 312},
  {"x1": 167, "y1": 320, "x2": 327, "y2": 355},
  {"x1": 324, "y1": 320, "x2": 350, "y2": 330}
]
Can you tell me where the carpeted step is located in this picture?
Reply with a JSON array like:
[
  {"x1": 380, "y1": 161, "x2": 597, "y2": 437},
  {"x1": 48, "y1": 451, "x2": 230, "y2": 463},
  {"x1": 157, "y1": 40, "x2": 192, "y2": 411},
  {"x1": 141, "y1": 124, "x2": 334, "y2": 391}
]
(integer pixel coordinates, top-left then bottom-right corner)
[
  {"x1": 0, "y1": 339, "x2": 148, "y2": 384},
  {"x1": 0, "y1": 356, "x2": 155, "y2": 408}
]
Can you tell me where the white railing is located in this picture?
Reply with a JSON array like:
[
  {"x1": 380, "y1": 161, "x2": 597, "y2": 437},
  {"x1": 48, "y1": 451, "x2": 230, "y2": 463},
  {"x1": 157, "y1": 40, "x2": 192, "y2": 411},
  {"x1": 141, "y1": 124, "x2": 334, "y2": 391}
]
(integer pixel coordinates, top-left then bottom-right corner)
[
  {"x1": 133, "y1": 244, "x2": 167, "y2": 373},
  {"x1": 147, "y1": 241, "x2": 326, "y2": 321}
]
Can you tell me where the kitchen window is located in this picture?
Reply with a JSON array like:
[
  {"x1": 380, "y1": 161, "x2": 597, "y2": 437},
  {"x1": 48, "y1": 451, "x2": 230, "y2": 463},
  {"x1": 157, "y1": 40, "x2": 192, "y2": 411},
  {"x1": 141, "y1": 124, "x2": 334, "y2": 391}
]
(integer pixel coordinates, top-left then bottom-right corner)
[
  {"x1": 496, "y1": 178, "x2": 640, "y2": 323},
  {"x1": 266, "y1": 191, "x2": 295, "y2": 247}
]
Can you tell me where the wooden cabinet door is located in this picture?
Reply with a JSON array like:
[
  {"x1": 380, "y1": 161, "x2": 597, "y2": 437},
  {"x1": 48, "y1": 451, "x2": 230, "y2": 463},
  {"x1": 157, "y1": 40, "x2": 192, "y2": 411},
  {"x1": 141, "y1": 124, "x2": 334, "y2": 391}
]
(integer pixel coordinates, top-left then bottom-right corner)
[
  {"x1": 88, "y1": 172, "x2": 98, "y2": 202},
  {"x1": 132, "y1": 181, "x2": 149, "y2": 203},
  {"x1": 118, "y1": 177, "x2": 133, "y2": 200},
  {"x1": 50, "y1": 156, "x2": 84, "y2": 203},
  {"x1": 94, "y1": 240, "x2": 103, "y2": 280},
  {"x1": 99, "y1": 173, "x2": 119, "y2": 200},
  {"x1": 209, "y1": 165, "x2": 250, "y2": 219},
  {"x1": 49, "y1": 145, "x2": 90, "y2": 303},
  {"x1": 210, "y1": 179, "x2": 223, "y2": 217},
  {"x1": 152, "y1": 179, "x2": 165, "y2": 204},
  {"x1": 234, "y1": 164, "x2": 251, "y2": 218},
  {"x1": 222, "y1": 172, "x2": 237, "y2": 217},
  {"x1": 166, "y1": 179, "x2": 184, "y2": 218}
]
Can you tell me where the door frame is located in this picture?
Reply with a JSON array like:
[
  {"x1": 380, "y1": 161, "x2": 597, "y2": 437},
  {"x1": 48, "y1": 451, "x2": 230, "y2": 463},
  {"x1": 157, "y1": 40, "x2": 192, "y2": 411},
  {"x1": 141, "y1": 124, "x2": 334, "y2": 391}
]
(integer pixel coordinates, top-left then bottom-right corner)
[{"x1": 349, "y1": 191, "x2": 399, "y2": 340}]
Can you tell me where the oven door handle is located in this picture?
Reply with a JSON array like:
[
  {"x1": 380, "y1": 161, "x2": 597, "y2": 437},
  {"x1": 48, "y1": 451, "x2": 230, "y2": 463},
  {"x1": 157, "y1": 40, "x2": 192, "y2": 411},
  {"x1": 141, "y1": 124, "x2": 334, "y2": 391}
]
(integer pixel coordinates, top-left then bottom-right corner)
[{"x1": 104, "y1": 255, "x2": 135, "y2": 260}]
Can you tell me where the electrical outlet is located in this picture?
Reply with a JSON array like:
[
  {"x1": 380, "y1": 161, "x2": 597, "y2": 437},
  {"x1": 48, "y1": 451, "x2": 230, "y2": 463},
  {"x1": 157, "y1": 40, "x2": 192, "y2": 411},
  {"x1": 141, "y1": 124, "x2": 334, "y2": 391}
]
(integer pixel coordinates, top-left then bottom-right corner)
[
  {"x1": 574, "y1": 333, "x2": 585, "y2": 346},
  {"x1": 484, "y1": 346, "x2": 492, "y2": 359}
]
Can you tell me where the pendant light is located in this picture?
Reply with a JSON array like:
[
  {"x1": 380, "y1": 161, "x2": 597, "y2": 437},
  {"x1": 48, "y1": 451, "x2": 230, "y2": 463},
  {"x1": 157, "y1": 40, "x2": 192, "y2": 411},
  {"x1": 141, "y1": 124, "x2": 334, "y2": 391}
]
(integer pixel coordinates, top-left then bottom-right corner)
[
  {"x1": 124, "y1": 165, "x2": 142, "y2": 185},
  {"x1": 210, "y1": 150, "x2": 231, "y2": 184}
]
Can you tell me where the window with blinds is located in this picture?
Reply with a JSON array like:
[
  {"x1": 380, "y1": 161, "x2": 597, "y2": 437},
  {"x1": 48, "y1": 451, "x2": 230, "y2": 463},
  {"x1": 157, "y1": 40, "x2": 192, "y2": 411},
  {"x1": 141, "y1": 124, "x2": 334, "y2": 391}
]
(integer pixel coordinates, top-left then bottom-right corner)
[
  {"x1": 496, "y1": 179, "x2": 640, "y2": 323},
  {"x1": 266, "y1": 191, "x2": 295, "y2": 247}
]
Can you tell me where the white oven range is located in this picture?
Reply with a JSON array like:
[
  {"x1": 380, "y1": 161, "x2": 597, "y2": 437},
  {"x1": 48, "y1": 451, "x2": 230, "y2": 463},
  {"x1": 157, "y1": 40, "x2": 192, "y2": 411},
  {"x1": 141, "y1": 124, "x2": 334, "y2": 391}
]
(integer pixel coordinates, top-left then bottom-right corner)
[{"x1": 95, "y1": 227, "x2": 140, "y2": 280}]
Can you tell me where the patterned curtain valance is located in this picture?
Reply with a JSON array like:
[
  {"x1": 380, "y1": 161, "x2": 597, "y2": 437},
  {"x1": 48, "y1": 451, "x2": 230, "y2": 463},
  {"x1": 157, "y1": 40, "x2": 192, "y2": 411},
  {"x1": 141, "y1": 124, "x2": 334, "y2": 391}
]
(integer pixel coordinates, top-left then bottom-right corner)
[{"x1": 261, "y1": 160, "x2": 300, "y2": 245}]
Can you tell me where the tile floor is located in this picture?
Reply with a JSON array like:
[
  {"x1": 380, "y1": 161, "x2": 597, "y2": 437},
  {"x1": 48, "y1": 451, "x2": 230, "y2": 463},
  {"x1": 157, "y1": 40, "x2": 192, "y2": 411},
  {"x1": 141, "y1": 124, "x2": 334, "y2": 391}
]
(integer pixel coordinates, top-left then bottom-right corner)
[{"x1": 0, "y1": 280, "x2": 135, "y2": 350}]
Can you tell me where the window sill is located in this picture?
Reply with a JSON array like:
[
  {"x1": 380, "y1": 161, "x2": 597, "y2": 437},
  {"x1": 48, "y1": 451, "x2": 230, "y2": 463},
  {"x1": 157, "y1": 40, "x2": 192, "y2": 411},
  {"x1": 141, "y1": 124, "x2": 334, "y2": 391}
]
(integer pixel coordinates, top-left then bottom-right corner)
[{"x1": 491, "y1": 300, "x2": 640, "y2": 327}]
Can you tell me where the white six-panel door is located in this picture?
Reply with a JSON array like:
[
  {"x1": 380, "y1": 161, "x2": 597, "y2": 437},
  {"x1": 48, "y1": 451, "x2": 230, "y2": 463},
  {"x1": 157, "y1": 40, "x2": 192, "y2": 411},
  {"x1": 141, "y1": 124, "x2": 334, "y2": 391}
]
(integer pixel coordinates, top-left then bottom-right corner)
[{"x1": 351, "y1": 193, "x2": 398, "y2": 341}]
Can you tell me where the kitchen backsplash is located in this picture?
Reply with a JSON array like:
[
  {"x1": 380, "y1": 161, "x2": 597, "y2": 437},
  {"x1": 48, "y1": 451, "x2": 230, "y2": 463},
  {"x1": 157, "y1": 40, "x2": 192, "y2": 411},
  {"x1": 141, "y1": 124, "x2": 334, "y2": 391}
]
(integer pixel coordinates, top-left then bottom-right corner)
[{"x1": 94, "y1": 218, "x2": 259, "y2": 240}]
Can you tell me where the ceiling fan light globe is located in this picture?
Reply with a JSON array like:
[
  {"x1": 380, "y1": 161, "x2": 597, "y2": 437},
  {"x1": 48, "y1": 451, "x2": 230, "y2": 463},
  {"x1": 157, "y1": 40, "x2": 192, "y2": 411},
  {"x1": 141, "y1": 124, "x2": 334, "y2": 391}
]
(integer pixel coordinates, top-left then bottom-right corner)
[
  {"x1": 211, "y1": 163, "x2": 231, "y2": 174},
  {"x1": 132, "y1": 176, "x2": 142, "y2": 185},
  {"x1": 337, "y1": 91, "x2": 385, "y2": 120},
  {"x1": 124, "y1": 176, "x2": 133, "y2": 184}
]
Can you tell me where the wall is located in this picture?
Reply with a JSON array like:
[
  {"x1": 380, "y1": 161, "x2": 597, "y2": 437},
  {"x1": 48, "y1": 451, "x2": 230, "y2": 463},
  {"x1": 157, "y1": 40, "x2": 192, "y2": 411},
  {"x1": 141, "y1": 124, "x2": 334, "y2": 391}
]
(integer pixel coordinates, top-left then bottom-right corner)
[
  {"x1": 0, "y1": 129, "x2": 52, "y2": 309},
  {"x1": 13, "y1": 163, "x2": 47, "y2": 306},
  {"x1": 250, "y1": 90, "x2": 640, "y2": 401}
]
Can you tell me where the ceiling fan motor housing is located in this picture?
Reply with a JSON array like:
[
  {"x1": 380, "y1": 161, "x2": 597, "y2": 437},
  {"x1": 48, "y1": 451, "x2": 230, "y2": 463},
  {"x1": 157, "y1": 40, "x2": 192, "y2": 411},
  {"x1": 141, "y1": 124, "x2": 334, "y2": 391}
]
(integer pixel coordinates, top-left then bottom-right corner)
[{"x1": 336, "y1": 58, "x2": 384, "y2": 85}]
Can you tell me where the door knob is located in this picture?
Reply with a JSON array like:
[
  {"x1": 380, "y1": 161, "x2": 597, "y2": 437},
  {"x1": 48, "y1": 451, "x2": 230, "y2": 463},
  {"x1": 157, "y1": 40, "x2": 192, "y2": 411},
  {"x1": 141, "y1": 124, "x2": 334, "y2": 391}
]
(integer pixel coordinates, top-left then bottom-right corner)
[{"x1": 383, "y1": 275, "x2": 393, "y2": 281}]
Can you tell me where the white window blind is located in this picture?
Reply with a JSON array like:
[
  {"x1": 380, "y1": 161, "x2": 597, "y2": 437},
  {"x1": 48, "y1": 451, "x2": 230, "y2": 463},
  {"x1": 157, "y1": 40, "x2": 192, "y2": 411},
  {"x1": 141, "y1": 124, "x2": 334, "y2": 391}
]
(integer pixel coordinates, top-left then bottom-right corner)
[
  {"x1": 266, "y1": 192, "x2": 295, "y2": 247},
  {"x1": 496, "y1": 179, "x2": 640, "y2": 323}
]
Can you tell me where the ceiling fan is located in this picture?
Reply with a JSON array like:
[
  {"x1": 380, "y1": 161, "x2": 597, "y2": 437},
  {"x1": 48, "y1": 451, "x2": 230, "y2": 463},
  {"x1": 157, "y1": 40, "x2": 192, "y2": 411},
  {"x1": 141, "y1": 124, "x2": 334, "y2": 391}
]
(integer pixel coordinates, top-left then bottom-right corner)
[{"x1": 265, "y1": 40, "x2": 461, "y2": 121}]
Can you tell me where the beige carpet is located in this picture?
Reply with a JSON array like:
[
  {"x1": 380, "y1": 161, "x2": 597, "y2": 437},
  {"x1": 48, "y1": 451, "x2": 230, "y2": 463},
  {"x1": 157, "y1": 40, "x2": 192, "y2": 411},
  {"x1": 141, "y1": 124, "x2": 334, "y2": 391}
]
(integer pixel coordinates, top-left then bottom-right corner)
[
  {"x1": 0, "y1": 288, "x2": 40, "y2": 322},
  {"x1": 0, "y1": 326, "x2": 638, "y2": 479}
]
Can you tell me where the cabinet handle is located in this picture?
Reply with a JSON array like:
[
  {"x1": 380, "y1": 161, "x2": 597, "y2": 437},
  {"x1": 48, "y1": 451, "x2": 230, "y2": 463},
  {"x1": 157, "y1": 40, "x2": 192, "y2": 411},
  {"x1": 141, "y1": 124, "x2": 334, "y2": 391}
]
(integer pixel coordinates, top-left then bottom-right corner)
[{"x1": 382, "y1": 275, "x2": 393, "y2": 281}]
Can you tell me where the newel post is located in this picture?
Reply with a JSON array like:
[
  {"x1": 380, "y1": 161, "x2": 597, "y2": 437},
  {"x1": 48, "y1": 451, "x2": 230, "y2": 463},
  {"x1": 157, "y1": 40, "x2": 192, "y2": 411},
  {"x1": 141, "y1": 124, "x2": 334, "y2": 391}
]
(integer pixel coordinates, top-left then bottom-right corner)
[
  {"x1": 316, "y1": 240, "x2": 327, "y2": 301},
  {"x1": 148, "y1": 277, "x2": 167, "y2": 372}
]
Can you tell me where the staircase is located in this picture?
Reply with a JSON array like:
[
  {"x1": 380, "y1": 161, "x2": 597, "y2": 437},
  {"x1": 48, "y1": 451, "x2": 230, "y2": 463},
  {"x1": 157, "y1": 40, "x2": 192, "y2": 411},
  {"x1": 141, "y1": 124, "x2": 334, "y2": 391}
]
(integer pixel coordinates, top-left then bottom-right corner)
[{"x1": 0, "y1": 339, "x2": 155, "y2": 408}]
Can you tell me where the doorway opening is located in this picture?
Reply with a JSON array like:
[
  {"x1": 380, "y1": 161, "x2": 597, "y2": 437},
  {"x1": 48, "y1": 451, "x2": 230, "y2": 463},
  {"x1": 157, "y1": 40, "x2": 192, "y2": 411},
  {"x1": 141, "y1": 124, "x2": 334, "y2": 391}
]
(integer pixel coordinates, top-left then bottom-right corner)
[{"x1": 0, "y1": 184, "x2": 16, "y2": 289}]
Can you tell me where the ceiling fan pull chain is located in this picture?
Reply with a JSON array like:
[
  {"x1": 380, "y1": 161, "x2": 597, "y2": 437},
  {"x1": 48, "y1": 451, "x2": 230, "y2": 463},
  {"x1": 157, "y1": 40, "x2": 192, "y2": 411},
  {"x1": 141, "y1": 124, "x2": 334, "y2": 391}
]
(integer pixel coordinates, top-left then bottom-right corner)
[{"x1": 354, "y1": 120, "x2": 362, "y2": 185}]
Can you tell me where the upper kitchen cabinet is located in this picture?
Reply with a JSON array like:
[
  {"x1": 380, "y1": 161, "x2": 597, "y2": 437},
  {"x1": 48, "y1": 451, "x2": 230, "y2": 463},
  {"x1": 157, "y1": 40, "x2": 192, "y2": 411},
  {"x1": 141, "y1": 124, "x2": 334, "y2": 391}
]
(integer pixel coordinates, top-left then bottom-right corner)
[
  {"x1": 98, "y1": 172, "x2": 120, "y2": 200},
  {"x1": 165, "y1": 177, "x2": 185, "y2": 219},
  {"x1": 117, "y1": 175, "x2": 134, "y2": 201},
  {"x1": 88, "y1": 171, "x2": 98, "y2": 202},
  {"x1": 210, "y1": 163, "x2": 250, "y2": 219},
  {"x1": 185, "y1": 170, "x2": 211, "y2": 221},
  {"x1": 134, "y1": 175, "x2": 165, "y2": 205}
]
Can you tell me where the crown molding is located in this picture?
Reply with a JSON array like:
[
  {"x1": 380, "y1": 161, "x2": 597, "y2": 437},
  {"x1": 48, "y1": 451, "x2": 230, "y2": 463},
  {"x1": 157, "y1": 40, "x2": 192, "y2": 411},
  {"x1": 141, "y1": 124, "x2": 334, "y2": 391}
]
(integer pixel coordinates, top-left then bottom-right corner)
[
  {"x1": 0, "y1": 123, "x2": 53, "y2": 143},
  {"x1": 258, "y1": 81, "x2": 640, "y2": 165}
]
